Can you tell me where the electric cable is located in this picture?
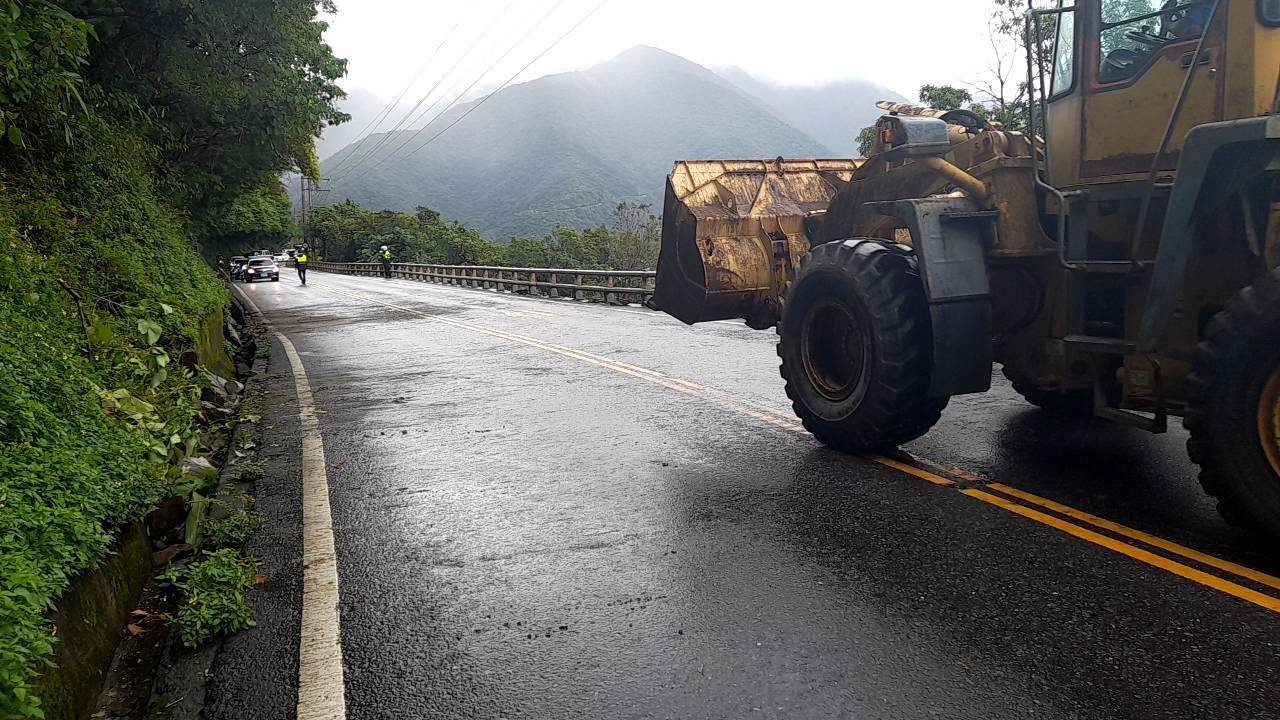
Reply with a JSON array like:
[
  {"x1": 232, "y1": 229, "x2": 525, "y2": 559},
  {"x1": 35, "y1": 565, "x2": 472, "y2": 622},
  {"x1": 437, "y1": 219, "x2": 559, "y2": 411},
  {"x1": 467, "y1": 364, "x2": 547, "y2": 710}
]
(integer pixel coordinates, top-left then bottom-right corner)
[
  {"x1": 351, "y1": 0, "x2": 609, "y2": 181},
  {"x1": 330, "y1": 0, "x2": 520, "y2": 181},
  {"x1": 326, "y1": 18, "x2": 461, "y2": 177}
]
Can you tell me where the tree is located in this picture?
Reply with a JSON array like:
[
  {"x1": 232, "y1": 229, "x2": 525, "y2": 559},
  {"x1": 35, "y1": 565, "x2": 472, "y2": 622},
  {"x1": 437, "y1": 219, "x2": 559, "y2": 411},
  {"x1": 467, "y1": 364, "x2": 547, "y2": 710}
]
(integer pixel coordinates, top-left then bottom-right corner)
[
  {"x1": 855, "y1": 126, "x2": 878, "y2": 157},
  {"x1": 919, "y1": 84, "x2": 975, "y2": 111},
  {"x1": 65, "y1": 0, "x2": 349, "y2": 218},
  {"x1": 604, "y1": 202, "x2": 660, "y2": 270},
  {"x1": 214, "y1": 180, "x2": 298, "y2": 251},
  {"x1": 963, "y1": 0, "x2": 1069, "y2": 132},
  {"x1": 0, "y1": 1, "x2": 93, "y2": 147}
]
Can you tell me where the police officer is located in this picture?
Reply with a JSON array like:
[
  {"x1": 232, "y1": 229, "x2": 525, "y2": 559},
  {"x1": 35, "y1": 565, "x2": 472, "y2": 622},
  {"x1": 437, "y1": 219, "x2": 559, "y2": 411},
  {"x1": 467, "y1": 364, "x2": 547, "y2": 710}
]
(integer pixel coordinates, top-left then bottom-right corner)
[
  {"x1": 379, "y1": 245, "x2": 393, "y2": 279},
  {"x1": 295, "y1": 246, "x2": 309, "y2": 285}
]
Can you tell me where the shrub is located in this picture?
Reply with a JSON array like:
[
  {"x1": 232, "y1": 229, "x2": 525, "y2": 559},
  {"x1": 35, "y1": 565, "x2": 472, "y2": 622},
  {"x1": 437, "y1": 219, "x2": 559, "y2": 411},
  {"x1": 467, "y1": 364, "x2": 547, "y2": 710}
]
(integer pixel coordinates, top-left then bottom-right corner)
[
  {"x1": 202, "y1": 510, "x2": 264, "y2": 549},
  {"x1": 167, "y1": 550, "x2": 259, "y2": 647}
]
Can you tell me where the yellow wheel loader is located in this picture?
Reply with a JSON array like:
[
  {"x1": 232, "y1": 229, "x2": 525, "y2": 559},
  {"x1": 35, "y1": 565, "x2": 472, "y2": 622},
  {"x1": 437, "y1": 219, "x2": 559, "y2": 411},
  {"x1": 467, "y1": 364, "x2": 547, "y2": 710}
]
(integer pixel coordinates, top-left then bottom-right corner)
[{"x1": 652, "y1": 0, "x2": 1280, "y2": 536}]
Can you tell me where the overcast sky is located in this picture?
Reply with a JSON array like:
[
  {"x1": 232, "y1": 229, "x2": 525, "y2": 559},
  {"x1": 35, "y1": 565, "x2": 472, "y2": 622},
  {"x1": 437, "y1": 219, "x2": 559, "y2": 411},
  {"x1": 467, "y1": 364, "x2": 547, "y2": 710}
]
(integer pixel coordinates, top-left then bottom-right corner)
[{"x1": 322, "y1": 0, "x2": 1003, "y2": 107}]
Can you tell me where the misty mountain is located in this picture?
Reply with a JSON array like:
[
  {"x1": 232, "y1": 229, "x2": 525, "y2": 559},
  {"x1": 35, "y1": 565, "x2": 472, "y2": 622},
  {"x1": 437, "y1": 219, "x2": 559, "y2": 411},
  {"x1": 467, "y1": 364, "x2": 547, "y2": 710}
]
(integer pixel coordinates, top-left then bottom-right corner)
[
  {"x1": 317, "y1": 46, "x2": 829, "y2": 240},
  {"x1": 714, "y1": 67, "x2": 910, "y2": 155},
  {"x1": 316, "y1": 88, "x2": 391, "y2": 160}
]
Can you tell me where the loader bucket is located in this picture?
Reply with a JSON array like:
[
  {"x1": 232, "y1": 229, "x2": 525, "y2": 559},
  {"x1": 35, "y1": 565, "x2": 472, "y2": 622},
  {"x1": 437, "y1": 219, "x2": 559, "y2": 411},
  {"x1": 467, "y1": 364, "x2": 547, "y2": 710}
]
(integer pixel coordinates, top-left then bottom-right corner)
[{"x1": 652, "y1": 159, "x2": 862, "y2": 327}]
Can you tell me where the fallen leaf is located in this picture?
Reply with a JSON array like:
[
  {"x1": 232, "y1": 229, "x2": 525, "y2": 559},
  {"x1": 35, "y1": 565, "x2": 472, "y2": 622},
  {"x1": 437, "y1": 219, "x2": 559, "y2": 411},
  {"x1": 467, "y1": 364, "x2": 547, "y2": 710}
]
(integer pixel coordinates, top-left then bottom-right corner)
[
  {"x1": 252, "y1": 573, "x2": 268, "y2": 586},
  {"x1": 126, "y1": 624, "x2": 145, "y2": 636}
]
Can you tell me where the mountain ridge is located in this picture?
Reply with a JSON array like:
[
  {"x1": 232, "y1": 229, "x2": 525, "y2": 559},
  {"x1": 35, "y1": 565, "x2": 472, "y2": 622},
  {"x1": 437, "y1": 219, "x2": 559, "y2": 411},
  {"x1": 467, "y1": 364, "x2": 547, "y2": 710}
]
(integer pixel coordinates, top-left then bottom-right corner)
[{"x1": 317, "y1": 46, "x2": 886, "y2": 239}]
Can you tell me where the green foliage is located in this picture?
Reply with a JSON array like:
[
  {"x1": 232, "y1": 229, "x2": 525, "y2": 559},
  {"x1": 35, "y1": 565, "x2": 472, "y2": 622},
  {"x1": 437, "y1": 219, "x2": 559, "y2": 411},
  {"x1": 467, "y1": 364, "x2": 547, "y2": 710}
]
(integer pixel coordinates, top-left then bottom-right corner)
[
  {"x1": 309, "y1": 200, "x2": 660, "y2": 271},
  {"x1": 164, "y1": 550, "x2": 259, "y2": 647},
  {"x1": 211, "y1": 180, "x2": 298, "y2": 254},
  {"x1": 855, "y1": 126, "x2": 878, "y2": 158},
  {"x1": 67, "y1": 0, "x2": 348, "y2": 218},
  {"x1": 0, "y1": 1, "x2": 92, "y2": 147},
  {"x1": 0, "y1": 223, "x2": 179, "y2": 718},
  {"x1": 202, "y1": 510, "x2": 264, "y2": 549},
  {"x1": 919, "y1": 84, "x2": 975, "y2": 111},
  {"x1": 235, "y1": 460, "x2": 265, "y2": 482},
  {"x1": 0, "y1": 0, "x2": 348, "y2": 713}
]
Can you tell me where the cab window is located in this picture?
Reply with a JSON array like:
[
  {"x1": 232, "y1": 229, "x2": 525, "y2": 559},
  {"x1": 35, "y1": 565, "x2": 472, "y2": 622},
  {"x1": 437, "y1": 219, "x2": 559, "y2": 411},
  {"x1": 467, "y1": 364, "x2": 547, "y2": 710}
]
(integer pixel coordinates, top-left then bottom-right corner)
[
  {"x1": 1050, "y1": 7, "x2": 1077, "y2": 96},
  {"x1": 1261, "y1": 0, "x2": 1280, "y2": 25},
  {"x1": 1098, "y1": 0, "x2": 1210, "y2": 83}
]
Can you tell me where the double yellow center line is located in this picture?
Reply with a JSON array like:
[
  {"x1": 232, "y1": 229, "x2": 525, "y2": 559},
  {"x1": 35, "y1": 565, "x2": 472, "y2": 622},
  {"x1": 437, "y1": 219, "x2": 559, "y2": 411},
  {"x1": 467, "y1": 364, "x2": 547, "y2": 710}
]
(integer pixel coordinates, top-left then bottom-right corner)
[{"x1": 312, "y1": 280, "x2": 1280, "y2": 615}]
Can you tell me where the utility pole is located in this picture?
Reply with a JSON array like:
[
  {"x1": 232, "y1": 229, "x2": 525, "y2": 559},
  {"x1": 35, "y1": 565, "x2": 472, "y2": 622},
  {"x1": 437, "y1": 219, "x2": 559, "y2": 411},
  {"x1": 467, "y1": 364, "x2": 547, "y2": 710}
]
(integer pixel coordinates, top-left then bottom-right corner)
[
  {"x1": 301, "y1": 176, "x2": 330, "y2": 257},
  {"x1": 299, "y1": 175, "x2": 310, "y2": 250}
]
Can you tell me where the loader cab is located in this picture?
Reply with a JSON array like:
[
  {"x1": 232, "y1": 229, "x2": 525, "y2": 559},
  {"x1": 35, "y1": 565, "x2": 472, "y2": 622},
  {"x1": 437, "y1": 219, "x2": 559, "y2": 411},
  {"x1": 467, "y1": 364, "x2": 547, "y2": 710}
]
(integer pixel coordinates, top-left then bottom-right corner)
[{"x1": 1043, "y1": 0, "x2": 1280, "y2": 189}]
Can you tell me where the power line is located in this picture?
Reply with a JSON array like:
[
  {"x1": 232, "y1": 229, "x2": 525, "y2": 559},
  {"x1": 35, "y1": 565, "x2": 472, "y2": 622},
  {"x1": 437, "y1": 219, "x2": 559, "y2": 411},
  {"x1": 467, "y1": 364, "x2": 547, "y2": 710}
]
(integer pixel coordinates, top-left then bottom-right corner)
[
  {"x1": 396, "y1": 0, "x2": 611, "y2": 166},
  {"x1": 326, "y1": 18, "x2": 461, "y2": 177},
  {"x1": 351, "y1": 0, "x2": 606, "y2": 182},
  {"x1": 329, "y1": 0, "x2": 520, "y2": 181},
  {"x1": 527, "y1": 193, "x2": 650, "y2": 214},
  {"x1": 342, "y1": 0, "x2": 564, "y2": 178}
]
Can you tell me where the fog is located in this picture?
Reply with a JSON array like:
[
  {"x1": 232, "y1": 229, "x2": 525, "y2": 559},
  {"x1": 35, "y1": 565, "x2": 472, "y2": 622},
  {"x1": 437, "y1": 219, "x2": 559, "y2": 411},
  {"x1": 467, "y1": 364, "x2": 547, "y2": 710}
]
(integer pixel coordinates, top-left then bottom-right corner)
[{"x1": 323, "y1": 0, "x2": 999, "y2": 111}]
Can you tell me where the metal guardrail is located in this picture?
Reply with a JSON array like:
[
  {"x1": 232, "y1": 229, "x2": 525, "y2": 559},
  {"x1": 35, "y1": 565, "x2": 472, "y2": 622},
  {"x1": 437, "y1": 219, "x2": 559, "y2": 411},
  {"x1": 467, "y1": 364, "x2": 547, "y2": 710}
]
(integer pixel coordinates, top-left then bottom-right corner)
[{"x1": 305, "y1": 261, "x2": 656, "y2": 304}]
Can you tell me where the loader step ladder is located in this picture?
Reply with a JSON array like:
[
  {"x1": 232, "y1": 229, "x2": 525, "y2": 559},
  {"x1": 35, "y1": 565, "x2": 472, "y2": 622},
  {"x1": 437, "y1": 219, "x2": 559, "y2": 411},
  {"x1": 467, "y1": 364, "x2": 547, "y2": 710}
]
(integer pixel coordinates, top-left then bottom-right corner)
[{"x1": 1062, "y1": 335, "x2": 1168, "y2": 434}]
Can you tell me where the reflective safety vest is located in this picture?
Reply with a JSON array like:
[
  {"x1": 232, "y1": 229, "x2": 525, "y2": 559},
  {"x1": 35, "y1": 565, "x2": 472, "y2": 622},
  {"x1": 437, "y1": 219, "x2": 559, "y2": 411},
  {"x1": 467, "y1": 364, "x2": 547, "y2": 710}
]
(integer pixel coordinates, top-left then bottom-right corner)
[
  {"x1": 381, "y1": 249, "x2": 392, "y2": 261},
  {"x1": 296, "y1": 253, "x2": 308, "y2": 264}
]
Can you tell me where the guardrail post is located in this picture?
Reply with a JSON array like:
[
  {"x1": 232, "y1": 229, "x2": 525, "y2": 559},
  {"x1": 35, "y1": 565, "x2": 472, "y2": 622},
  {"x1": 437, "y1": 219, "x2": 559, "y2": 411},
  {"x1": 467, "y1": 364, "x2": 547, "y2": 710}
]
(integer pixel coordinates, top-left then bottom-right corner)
[
  {"x1": 605, "y1": 274, "x2": 617, "y2": 305},
  {"x1": 549, "y1": 273, "x2": 559, "y2": 299},
  {"x1": 528, "y1": 271, "x2": 537, "y2": 297},
  {"x1": 574, "y1": 274, "x2": 583, "y2": 301}
]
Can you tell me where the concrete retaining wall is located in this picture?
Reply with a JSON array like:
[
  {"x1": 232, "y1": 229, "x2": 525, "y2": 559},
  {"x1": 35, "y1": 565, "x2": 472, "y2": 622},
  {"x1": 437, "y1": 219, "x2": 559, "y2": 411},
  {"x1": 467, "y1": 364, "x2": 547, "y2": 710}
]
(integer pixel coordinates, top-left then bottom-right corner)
[{"x1": 36, "y1": 522, "x2": 151, "y2": 720}]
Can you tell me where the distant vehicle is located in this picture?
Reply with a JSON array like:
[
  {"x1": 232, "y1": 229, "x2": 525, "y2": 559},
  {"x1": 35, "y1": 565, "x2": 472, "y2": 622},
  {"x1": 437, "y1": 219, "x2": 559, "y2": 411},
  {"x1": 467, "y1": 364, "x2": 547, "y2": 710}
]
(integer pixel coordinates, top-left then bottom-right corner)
[
  {"x1": 242, "y1": 257, "x2": 280, "y2": 283},
  {"x1": 273, "y1": 253, "x2": 289, "y2": 263},
  {"x1": 229, "y1": 255, "x2": 248, "y2": 281}
]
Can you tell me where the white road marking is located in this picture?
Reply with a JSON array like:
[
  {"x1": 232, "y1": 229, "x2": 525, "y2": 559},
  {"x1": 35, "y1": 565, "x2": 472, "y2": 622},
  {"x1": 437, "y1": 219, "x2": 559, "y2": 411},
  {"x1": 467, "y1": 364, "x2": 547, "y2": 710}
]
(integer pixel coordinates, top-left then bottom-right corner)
[{"x1": 235, "y1": 287, "x2": 347, "y2": 720}]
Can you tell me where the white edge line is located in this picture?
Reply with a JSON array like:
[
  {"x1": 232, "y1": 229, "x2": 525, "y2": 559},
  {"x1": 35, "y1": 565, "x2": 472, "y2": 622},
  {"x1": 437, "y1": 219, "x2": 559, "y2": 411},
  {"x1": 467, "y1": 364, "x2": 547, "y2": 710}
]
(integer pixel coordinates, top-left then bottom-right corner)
[{"x1": 234, "y1": 286, "x2": 347, "y2": 720}]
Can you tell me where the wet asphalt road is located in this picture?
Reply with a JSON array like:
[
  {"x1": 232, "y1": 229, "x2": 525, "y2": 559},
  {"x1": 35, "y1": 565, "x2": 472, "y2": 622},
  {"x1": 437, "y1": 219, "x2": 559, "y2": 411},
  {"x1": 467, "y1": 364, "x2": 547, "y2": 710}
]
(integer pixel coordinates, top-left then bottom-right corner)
[{"x1": 210, "y1": 270, "x2": 1280, "y2": 720}]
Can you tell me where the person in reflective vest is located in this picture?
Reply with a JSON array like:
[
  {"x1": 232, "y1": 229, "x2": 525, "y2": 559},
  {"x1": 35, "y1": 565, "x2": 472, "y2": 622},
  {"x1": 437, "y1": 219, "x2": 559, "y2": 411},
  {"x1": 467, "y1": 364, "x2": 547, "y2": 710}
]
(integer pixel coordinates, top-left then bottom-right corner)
[
  {"x1": 295, "y1": 249, "x2": 309, "y2": 285},
  {"x1": 379, "y1": 245, "x2": 392, "y2": 279}
]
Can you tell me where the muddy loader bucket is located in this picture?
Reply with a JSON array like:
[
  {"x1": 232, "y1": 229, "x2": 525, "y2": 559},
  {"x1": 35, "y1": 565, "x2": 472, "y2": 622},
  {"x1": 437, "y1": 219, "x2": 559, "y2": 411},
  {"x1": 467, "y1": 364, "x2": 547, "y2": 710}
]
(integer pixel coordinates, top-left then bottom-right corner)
[{"x1": 652, "y1": 159, "x2": 861, "y2": 327}]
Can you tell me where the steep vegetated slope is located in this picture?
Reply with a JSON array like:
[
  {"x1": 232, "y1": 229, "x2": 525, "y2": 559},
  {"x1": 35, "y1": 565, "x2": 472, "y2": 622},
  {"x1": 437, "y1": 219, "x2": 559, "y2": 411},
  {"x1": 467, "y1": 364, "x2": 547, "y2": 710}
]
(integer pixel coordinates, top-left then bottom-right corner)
[
  {"x1": 322, "y1": 46, "x2": 830, "y2": 239},
  {"x1": 0, "y1": 2, "x2": 342, "y2": 715}
]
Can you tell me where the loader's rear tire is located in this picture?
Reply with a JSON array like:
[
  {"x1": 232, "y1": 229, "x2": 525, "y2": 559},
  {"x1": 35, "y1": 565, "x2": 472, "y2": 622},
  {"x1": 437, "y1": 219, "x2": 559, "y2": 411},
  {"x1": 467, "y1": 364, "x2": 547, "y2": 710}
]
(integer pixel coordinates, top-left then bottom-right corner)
[
  {"x1": 1185, "y1": 269, "x2": 1280, "y2": 539},
  {"x1": 1001, "y1": 365, "x2": 1094, "y2": 416},
  {"x1": 777, "y1": 239, "x2": 947, "y2": 452}
]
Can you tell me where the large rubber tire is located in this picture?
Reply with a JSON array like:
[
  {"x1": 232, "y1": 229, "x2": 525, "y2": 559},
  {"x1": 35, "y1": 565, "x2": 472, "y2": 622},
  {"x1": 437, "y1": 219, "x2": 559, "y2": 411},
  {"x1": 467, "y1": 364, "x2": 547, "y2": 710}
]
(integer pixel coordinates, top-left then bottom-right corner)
[
  {"x1": 1001, "y1": 365, "x2": 1093, "y2": 416},
  {"x1": 777, "y1": 239, "x2": 948, "y2": 452},
  {"x1": 1185, "y1": 269, "x2": 1280, "y2": 539}
]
